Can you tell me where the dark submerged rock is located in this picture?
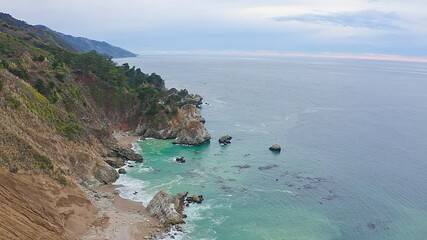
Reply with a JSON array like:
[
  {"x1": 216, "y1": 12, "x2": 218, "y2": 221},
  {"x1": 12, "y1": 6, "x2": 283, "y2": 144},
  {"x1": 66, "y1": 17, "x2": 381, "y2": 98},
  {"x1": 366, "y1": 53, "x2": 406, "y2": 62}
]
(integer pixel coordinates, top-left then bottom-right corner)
[
  {"x1": 232, "y1": 164, "x2": 251, "y2": 169},
  {"x1": 218, "y1": 135, "x2": 232, "y2": 145},
  {"x1": 118, "y1": 168, "x2": 127, "y2": 174},
  {"x1": 258, "y1": 164, "x2": 279, "y2": 171},
  {"x1": 175, "y1": 156, "x2": 186, "y2": 163}
]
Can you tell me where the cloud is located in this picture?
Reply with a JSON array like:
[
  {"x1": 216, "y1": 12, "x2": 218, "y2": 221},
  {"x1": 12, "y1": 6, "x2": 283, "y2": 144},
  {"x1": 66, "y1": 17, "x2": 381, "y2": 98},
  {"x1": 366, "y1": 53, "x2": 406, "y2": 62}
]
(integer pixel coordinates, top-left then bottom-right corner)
[
  {"x1": 2, "y1": 0, "x2": 427, "y2": 57},
  {"x1": 273, "y1": 10, "x2": 400, "y2": 30}
]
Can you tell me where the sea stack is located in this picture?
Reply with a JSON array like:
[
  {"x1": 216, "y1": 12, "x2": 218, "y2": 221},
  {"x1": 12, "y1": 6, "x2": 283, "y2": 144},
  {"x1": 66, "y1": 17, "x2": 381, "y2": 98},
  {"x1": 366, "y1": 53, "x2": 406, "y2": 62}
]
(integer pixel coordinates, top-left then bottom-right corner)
[{"x1": 269, "y1": 144, "x2": 281, "y2": 152}]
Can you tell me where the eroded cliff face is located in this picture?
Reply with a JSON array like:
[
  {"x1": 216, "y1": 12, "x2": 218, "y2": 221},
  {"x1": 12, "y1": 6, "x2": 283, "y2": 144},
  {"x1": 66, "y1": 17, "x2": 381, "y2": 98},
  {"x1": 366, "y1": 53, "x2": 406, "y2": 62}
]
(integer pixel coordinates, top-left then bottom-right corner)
[
  {"x1": 0, "y1": 70, "x2": 116, "y2": 239},
  {"x1": 0, "y1": 70, "x2": 118, "y2": 185},
  {"x1": 136, "y1": 104, "x2": 211, "y2": 145},
  {"x1": 0, "y1": 15, "x2": 210, "y2": 239},
  {"x1": 146, "y1": 191, "x2": 187, "y2": 226},
  {"x1": 0, "y1": 170, "x2": 95, "y2": 240}
]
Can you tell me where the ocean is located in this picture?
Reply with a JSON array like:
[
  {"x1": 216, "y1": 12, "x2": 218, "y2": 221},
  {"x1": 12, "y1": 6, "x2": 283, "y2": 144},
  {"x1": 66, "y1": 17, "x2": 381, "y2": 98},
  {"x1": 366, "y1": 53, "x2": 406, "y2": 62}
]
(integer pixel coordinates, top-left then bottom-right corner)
[{"x1": 114, "y1": 55, "x2": 427, "y2": 240}]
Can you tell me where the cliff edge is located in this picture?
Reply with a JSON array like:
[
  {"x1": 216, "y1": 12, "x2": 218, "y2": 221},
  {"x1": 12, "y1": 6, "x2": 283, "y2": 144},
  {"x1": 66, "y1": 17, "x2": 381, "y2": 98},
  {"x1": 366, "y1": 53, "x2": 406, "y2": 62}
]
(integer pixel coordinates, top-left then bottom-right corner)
[{"x1": 0, "y1": 13, "x2": 209, "y2": 239}]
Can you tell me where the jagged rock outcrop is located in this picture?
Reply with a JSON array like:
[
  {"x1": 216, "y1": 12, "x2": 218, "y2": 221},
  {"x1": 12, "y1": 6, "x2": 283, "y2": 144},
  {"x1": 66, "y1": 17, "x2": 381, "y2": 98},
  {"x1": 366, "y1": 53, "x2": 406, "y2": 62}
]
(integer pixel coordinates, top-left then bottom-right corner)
[
  {"x1": 136, "y1": 104, "x2": 210, "y2": 145},
  {"x1": 0, "y1": 13, "x2": 210, "y2": 239},
  {"x1": 102, "y1": 140, "x2": 143, "y2": 163},
  {"x1": 177, "y1": 93, "x2": 203, "y2": 107},
  {"x1": 219, "y1": 135, "x2": 232, "y2": 145},
  {"x1": 105, "y1": 157, "x2": 125, "y2": 168},
  {"x1": 173, "y1": 105, "x2": 211, "y2": 145},
  {"x1": 186, "y1": 194, "x2": 204, "y2": 204},
  {"x1": 168, "y1": 88, "x2": 203, "y2": 107},
  {"x1": 146, "y1": 191, "x2": 187, "y2": 226}
]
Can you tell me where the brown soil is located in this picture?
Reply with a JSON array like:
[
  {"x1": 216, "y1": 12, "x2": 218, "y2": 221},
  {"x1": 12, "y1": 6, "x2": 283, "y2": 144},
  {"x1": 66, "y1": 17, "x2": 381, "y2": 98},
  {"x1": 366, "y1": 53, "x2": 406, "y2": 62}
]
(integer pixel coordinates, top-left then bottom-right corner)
[{"x1": 0, "y1": 169, "x2": 95, "y2": 240}]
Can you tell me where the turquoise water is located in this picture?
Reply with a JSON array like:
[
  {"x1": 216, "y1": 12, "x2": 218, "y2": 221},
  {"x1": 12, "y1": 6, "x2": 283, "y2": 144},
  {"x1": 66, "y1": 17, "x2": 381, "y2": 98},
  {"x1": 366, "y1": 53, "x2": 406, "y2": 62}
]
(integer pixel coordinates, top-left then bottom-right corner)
[{"x1": 115, "y1": 56, "x2": 427, "y2": 239}]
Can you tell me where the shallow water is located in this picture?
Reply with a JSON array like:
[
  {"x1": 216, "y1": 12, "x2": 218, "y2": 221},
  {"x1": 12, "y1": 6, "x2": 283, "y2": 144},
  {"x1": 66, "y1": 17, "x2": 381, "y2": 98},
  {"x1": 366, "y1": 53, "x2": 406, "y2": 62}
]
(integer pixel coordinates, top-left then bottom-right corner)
[{"x1": 114, "y1": 56, "x2": 427, "y2": 240}]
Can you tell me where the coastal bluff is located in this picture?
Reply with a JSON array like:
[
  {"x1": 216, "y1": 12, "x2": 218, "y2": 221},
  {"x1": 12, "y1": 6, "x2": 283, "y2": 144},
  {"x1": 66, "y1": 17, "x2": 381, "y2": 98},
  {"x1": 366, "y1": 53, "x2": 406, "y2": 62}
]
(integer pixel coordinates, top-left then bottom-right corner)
[
  {"x1": 0, "y1": 13, "x2": 210, "y2": 240},
  {"x1": 135, "y1": 90, "x2": 211, "y2": 145}
]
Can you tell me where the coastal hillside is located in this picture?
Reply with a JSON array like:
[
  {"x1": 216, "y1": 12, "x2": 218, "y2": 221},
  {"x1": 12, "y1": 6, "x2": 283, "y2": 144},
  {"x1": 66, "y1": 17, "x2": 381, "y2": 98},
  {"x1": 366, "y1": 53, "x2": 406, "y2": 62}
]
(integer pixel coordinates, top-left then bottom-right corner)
[
  {"x1": 0, "y1": 13, "x2": 136, "y2": 57},
  {"x1": 0, "y1": 13, "x2": 209, "y2": 239}
]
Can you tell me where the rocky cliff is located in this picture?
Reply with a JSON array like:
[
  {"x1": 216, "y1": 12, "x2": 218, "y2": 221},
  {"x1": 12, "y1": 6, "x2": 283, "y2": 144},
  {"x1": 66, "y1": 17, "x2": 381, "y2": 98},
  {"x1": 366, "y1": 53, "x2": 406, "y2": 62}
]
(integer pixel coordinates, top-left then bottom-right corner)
[
  {"x1": 146, "y1": 191, "x2": 187, "y2": 226},
  {"x1": 136, "y1": 104, "x2": 211, "y2": 145},
  {"x1": 0, "y1": 13, "x2": 210, "y2": 239}
]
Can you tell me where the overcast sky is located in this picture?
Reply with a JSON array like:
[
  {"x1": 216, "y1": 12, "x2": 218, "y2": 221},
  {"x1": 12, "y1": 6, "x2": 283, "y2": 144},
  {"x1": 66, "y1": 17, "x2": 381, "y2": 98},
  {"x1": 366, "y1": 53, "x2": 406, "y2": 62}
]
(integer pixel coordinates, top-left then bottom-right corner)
[{"x1": 2, "y1": 0, "x2": 427, "y2": 58}]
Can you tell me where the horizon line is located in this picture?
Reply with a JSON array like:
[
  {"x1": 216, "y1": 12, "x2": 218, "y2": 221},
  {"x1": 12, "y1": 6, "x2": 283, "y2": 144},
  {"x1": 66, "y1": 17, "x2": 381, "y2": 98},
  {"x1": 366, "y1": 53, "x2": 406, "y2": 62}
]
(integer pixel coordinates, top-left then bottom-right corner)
[{"x1": 137, "y1": 50, "x2": 427, "y2": 63}]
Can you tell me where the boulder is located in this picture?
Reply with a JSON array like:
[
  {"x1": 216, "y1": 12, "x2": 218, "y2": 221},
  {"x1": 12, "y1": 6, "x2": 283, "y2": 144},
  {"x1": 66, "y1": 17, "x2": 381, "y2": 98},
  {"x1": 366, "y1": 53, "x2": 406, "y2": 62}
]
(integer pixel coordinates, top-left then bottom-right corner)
[
  {"x1": 118, "y1": 168, "x2": 127, "y2": 174},
  {"x1": 93, "y1": 162, "x2": 119, "y2": 184},
  {"x1": 269, "y1": 144, "x2": 281, "y2": 152},
  {"x1": 146, "y1": 191, "x2": 185, "y2": 226},
  {"x1": 186, "y1": 195, "x2": 204, "y2": 204},
  {"x1": 175, "y1": 156, "x2": 186, "y2": 163},
  {"x1": 106, "y1": 146, "x2": 143, "y2": 163},
  {"x1": 105, "y1": 157, "x2": 125, "y2": 168},
  {"x1": 218, "y1": 135, "x2": 232, "y2": 145},
  {"x1": 115, "y1": 148, "x2": 143, "y2": 163}
]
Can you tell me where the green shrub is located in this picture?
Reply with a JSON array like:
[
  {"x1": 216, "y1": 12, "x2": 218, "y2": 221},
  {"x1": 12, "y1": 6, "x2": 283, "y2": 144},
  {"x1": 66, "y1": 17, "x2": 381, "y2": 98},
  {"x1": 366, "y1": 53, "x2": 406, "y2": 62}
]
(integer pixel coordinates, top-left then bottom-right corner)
[
  {"x1": 1, "y1": 60, "x2": 9, "y2": 69},
  {"x1": 55, "y1": 174, "x2": 68, "y2": 186},
  {"x1": 9, "y1": 67, "x2": 30, "y2": 80},
  {"x1": 6, "y1": 96, "x2": 21, "y2": 109},
  {"x1": 55, "y1": 72, "x2": 65, "y2": 81},
  {"x1": 146, "y1": 103, "x2": 159, "y2": 115},
  {"x1": 33, "y1": 153, "x2": 53, "y2": 170},
  {"x1": 33, "y1": 55, "x2": 45, "y2": 62},
  {"x1": 171, "y1": 107, "x2": 179, "y2": 115}
]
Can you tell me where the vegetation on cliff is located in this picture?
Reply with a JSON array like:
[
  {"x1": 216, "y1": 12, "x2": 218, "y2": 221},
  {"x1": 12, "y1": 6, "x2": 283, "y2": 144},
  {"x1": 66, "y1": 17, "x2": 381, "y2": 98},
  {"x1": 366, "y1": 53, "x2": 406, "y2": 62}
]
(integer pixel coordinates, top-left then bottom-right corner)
[
  {"x1": 0, "y1": 12, "x2": 136, "y2": 57},
  {"x1": 0, "y1": 13, "x2": 209, "y2": 239},
  {"x1": 0, "y1": 12, "x2": 209, "y2": 179}
]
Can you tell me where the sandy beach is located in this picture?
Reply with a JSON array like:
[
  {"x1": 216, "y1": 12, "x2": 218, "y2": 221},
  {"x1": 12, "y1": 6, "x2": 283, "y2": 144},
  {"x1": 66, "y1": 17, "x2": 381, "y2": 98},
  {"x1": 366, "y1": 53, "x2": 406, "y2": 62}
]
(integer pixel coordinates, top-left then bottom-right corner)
[
  {"x1": 114, "y1": 131, "x2": 141, "y2": 148},
  {"x1": 81, "y1": 184, "x2": 162, "y2": 240},
  {"x1": 82, "y1": 132, "x2": 163, "y2": 240}
]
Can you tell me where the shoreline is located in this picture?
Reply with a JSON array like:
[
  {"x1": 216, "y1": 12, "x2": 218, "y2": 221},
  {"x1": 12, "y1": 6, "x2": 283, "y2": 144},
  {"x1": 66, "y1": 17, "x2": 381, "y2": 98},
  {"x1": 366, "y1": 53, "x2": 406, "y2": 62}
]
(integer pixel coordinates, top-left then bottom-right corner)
[
  {"x1": 81, "y1": 184, "x2": 163, "y2": 240},
  {"x1": 82, "y1": 133, "x2": 164, "y2": 240},
  {"x1": 114, "y1": 131, "x2": 141, "y2": 148}
]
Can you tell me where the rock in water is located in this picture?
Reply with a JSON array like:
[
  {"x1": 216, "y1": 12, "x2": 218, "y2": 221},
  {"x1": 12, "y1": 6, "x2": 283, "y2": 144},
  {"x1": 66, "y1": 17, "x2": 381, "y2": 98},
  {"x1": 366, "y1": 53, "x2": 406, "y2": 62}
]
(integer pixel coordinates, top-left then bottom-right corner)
[
  {"x1": 146, "y1": 191, "x2": 186, "y2": 226},
  {"x1": 186, "y1": 195, "x2": 204, "y2": 204},
  {"x1": 175, "y1": 105, "x2": 211, "y2": 145},
  {"x1": 218, "y1": 135, "x2": 232, "y2": 145},
  {"x1": 175, "y1": 156, "x2": 186, "y2": 163},
  {"x1": 118, "y1": 168, "x2": 127, "y2": 174},
  {"x1": 136, "y1": 101, "x2": 210, "y2": 145},
  {"x1": 269, "y1": 144, "x2": 281, "y2": 152}
]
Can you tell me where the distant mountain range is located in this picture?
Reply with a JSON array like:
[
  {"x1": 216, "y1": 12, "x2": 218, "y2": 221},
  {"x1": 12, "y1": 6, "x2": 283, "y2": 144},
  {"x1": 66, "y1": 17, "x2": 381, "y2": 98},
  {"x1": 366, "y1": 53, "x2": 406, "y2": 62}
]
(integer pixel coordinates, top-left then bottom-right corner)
[{"x1": 0, "y1": 13, "x2": 136, "y2": 58}]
